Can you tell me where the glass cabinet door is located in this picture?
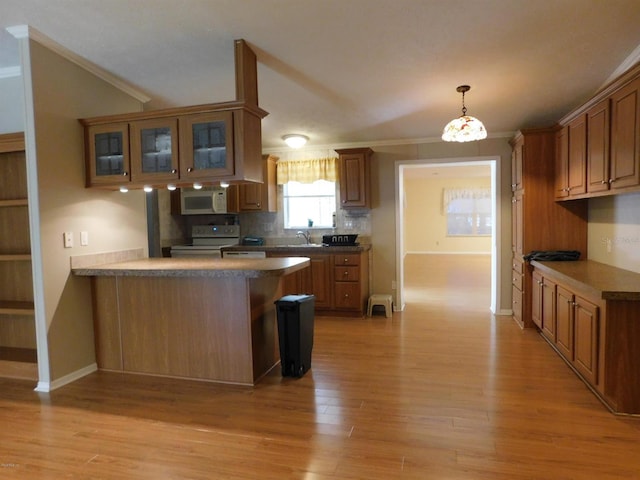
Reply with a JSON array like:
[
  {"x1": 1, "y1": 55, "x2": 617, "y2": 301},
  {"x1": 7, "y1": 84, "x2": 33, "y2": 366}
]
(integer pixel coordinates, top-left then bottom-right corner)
[
  {"x1": 130, "y1": 118, "x2": 179, "y2": 183},
  {"x1": 87, "y1": 123, "x2": 130, "y2": 186},
  {"x1": 179, "y1": 111, "x2": 234, "y2": 179}
]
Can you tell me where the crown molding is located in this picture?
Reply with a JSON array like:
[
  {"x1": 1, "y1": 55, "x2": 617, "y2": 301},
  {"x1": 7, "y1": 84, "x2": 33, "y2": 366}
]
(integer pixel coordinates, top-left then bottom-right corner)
[
  {"x1": 603, "y1": 42, "x2": 640, "y2": 87},
  {"x1": 6, "y1": 24, "x2": 150, "y2": 103}
]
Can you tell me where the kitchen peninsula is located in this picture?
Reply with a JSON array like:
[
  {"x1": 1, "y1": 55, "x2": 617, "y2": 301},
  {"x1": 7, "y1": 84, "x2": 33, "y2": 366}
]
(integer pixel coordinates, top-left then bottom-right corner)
[{"x1": 73, "y1": 255, "x2": 309, "y2": 386}]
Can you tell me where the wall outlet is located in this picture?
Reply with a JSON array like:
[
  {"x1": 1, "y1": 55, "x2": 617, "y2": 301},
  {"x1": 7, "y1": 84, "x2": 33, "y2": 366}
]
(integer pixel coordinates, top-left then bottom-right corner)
[{"x1": 63, "y1": 231, "x2": 73, "y2": 248}]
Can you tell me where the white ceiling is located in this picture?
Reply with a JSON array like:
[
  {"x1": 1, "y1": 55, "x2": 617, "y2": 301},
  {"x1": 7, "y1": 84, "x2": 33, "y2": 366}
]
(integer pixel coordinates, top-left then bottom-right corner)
[{"x1": 3, "y1": 0, "x2": 640, "y2": 150}]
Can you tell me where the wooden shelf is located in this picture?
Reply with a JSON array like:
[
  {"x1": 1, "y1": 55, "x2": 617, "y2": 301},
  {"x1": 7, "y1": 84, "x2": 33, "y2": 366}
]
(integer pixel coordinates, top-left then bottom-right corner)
[
  {"x1": 0, "y1": 254, "x2": 31, "y2": 261},
  {"x1": 0, "y1": 198, "x2": 28, "y2": 208},
  {"x1": 0, "y1": 301, "x2": 35, "y2": 315},
  {"x1": 0, "y1": 346, "x2": 37, "y2": 363}
]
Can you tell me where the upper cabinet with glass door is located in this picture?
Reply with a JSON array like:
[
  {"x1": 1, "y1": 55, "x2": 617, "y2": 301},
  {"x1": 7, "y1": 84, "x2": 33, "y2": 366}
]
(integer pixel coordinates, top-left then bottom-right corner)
[
  {"x1": 179, "y1": 111, "x2": 234, "y2": 180},
  {"x1": 85, "y1": 122, "x2": 131, "y2": 187},
  {"x1": 129, "y1": 118, "x2": 179, "y2": 184}
]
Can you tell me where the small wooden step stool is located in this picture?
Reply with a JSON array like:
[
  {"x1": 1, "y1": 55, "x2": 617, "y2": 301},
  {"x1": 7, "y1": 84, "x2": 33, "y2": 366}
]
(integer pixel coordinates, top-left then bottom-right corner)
[{"x1": 367, "y1": 294, "x2": 392, "y2": 318}]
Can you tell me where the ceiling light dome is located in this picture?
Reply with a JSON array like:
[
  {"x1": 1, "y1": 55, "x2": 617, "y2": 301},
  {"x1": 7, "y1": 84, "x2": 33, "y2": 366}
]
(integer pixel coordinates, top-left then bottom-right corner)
[
  {"x1": 282, "y1": 134, "x2": 309, "y2": 148},
  {"x1": 442, "y1": 85, "x2": 487, "y2": 143}
]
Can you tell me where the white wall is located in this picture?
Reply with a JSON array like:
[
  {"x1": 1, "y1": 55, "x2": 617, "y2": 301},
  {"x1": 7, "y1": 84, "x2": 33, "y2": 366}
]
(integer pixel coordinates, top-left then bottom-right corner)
[{"x1": 0, "y1": 76, "x2": 25, "y2": 133}]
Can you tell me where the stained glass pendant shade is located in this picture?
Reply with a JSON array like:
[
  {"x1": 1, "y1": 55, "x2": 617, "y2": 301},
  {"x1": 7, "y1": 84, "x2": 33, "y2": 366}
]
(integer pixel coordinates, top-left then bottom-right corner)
[{"x1": 442, "y1": 85, "x2": 487, "y2": 142}]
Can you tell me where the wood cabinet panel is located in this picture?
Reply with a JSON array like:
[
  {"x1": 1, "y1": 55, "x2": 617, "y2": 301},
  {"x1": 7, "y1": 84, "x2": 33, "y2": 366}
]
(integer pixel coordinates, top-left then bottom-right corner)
[
  {"x1": 573, "y1": 296, "x2": 599, "y2": 385},
  {"x1": 541, "y1": 277, "x2": 556, "y2": 342},
  {"x1": 334, "y1": 265, "x2": 360, "y2": 282},
  {"x1": 568, "y1": 115, "x2": 587, "y2": 196},
  {"x1": 235, "y1": 154, "x2": 277, "y2": 212},
  {"x1": 586, "y1": 99, "x2": 610, "y2": 193},
  {"x1": 610, "y1": 77, "x2": 640, "y2": 190},
  {"x1": 129, "y1": 117, "x2": 179, "y2": 184},
  {"x1": 334, "y1": 282, "x2": 362, "y2": 309},
  {"x1": 554, "y1": 126, "x2": 569, "y2": 199},
  {"x1": 336, "y1": 147, "x2": 372, "y2": 209},
  {"x1": 511, "y1": 140, "x2": 523, "y2": 191},
  {"x1": 555, "y1": 285, "x2": 574, "y2": 360},
  {"x1": 85, "y1": 123, "x2": 130, "y2": 187},
  {"x1": 309, "y1": 256, "x2": 332, "y2": 309},
  {"x1": 531, "y1": 270, "x2": 542, "y2": 329}
]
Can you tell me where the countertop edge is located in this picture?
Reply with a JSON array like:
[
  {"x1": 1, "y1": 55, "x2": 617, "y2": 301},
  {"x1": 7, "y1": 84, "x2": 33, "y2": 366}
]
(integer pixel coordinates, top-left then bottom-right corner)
[
  {"x1": 531, "y1": 259, "x2": 640, "y2": 301},
  {"x1": 72, "y1": 257, "x2": 310, "y2": 278}
]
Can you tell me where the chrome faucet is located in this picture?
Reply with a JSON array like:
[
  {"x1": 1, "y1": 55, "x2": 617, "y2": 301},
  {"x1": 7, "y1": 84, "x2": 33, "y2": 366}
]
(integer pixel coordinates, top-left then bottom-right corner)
[{"x1": 296, "y1": 230, "x2": 311, "y2": 244}]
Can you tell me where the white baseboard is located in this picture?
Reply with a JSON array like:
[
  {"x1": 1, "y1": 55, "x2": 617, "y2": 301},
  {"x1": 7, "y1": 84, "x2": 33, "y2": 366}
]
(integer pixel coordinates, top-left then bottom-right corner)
[
  {"x1": 494, "y1": 309, "x2": 514, "y2": 316},
  {"x1": 405, "y1": 251, "x2": 491, "y2": 255},
  {"x1": 34, "y1": 363, "x2": 98, "y2": 393}
]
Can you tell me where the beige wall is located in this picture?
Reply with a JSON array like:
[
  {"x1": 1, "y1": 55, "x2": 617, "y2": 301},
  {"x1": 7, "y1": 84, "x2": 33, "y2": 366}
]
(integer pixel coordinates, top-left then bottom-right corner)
[
  {"x1": 403, "y1": 175, "x2": 492, "y2": 254},
  {"x1": 587, "y1": 192, "x2": 640, "y2": 272},
  {"x1": 370, "y1": 138, "x2": 514, "y2": 312},
  {"x1": 28, "y1": 40, "x2": 147, "y2": 382}
]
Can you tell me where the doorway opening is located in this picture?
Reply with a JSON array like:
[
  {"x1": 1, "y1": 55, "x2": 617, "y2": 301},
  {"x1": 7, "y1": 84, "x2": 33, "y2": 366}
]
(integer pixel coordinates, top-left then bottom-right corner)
[{"x1": 395, "y1": 157, "x2": 500, "y2": 313}]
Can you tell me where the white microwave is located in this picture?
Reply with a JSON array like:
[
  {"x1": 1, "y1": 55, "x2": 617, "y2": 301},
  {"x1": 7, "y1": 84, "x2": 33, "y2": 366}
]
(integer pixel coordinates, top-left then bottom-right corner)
[{"x1": 180, "y1": 187, "x2": 228, "y2": 214}]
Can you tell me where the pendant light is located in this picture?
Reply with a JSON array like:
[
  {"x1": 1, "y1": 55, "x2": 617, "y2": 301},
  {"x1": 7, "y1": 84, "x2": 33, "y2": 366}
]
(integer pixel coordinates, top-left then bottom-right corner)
[{"x1": 442, "y1": 85, "x2": 487, "y2": 142}]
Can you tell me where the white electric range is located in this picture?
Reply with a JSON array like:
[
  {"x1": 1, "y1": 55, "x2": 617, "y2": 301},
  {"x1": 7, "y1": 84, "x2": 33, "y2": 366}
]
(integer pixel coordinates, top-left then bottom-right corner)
[{"x1": 170, "y1": 224, "x2": 240, "y2": 258}]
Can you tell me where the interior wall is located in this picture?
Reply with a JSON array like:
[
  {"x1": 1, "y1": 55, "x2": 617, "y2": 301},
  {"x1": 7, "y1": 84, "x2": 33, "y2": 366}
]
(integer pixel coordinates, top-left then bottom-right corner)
[
  {"x1": 587, "y1": 191, "x2": 640, "y2": 272},
  {"x1": 403, "y1": 175, "x2": 492, "y2": 254},
  {"x1": 28, "y1": 40, "x2": 147, "y2": 382},
  {"x1": 370, "y1": 138, "x2": 513, "y2": 312}
]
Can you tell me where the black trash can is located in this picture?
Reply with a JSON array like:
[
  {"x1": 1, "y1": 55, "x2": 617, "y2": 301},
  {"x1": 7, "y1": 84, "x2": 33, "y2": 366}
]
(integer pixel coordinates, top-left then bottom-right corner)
[{"x1": 275, "y1": 294, "x2": 315, "y2": 377}]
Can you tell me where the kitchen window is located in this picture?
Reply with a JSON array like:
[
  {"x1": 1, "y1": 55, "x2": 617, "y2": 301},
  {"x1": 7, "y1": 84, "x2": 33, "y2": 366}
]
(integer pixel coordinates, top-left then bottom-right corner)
[
  {"x1": 277, "y1": 155, "x2": 338, "y2": 229},
  {"x1": 444, "y1": 188, "x2": 492, "y2": 236},
  {"x1": 283, "y1": 180, "x2": 336, "y2": 228}
]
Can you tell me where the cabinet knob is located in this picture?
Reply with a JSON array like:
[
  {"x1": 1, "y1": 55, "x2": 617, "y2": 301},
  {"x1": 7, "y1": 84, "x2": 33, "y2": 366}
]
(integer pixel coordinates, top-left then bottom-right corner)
[
  {"x1": 343, "y1": 258, "x2": 348, "y2": 263},
  {"x1": 342, "y1": 200, "x2": 346, "y2": 204},
  {"x1": 572, "y1": 301, "x2": 578, "y2": 306},
  {"x1": 171, "y1": 169, "x2": 177, "y2": 174},
  {"x1": 601, "y1": 180, "x2": 607, "y2": 185},
  {"x1": 256, "y1": 203, "x2": 261, "y2": 207},
  {"x1": 344, "y1": 293, "x2": 349, "y2": 298},
  {"x1": 608, "y1": 178, "x2": 614, "y2": 184},
  {"x1": 344, "y1": 271, "x2": 349, "y2": 276},
  {"x1": 122, "y1": 172, "x2": 128, "y2": 176},
  {"x1": 187, "y1": 167, "x2": 194, "y2": 173},
  {"x1": 511, "y1": 183, "x2": 517, "y2": 188}
]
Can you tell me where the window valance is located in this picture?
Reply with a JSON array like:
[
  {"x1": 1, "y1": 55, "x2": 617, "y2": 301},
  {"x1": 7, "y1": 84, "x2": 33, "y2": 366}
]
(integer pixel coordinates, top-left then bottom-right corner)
[
  {"x1": 276, "y1": 157, "x2": 337, "y2": 184},
  {"x1": 442, "y1": 188, "x2": 491, "y2": 214}
]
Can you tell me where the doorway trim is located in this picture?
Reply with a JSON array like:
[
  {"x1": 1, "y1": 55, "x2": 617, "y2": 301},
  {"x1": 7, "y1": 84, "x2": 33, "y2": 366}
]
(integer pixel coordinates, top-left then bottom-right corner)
[{"x1": 395, "y1": 156, "x2": 501, "y2": 313}]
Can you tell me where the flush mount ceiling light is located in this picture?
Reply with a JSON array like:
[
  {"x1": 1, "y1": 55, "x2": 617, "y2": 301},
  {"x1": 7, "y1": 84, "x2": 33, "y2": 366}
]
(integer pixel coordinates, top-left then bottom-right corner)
[
  {"x1": 282, "y1": 134, "x2": 309, "y2": 148},
  {"x1": 442, "y1": 85, "x2": 487, "y2": 143}
]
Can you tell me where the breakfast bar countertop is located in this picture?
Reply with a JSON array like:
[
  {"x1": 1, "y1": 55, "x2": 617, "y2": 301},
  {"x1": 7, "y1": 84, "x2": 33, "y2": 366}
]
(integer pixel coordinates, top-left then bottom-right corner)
[{"x1": 72, "y1": 256, "x2": 310, "y2": 278}]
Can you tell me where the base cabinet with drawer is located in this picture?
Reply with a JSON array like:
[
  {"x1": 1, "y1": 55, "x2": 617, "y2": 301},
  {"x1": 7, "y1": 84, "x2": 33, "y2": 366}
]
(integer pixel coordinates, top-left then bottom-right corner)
[
  {"x1": 266, "y1": 247, "x2": 370, "y2": 317},
  {"x1": 531, "y1": 260, "x2": 640, "y2": 414}
]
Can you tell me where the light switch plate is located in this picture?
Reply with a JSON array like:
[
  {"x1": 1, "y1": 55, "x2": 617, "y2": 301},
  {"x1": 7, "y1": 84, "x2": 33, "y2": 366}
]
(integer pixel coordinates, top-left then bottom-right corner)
[
  {"x1": 80, "y1": 231, "x2": 89, "y2": 246},
  {"x1": 63, "y1": 231, "x2": 73, "y2": 248}
]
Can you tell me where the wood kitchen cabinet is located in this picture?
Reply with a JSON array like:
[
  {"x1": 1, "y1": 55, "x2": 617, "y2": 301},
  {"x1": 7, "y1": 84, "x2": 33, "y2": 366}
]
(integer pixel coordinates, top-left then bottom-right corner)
[
  {"x1": 178, "y1": 110, "x2": 235, "y2": 180},
  {"x1": 609, "y1": 76, "x2": 640, "y2": 191},
  {"x1": 266, "y1": 246, "x2": 371, "y2": 317},
  {"x1": 537, "y1": 271, "x2": 600, "y2": 391},
  {"x1": 509, "y1": 128, "x2": 588, "y2": 328},
  {"x1": 80, "y1": 40, "x2": 267, "y2": 190},
  {"x1": 228, "y1": 154, "x2": 277, "y2": 212},
  {"x1": 528, "y1": 260, "x2": 640, "y2": 414},
  {"x1": 129, "y1": 117, "x2": 179, "y2": 184},
  {"x1": 336, "y1": 147, "x2": 373, "y2": 209},
  {"x1": 557, "y1": 63, "x2": 640, "y2": 200},
  {"x1": 0, "y1": 133, "x2": 37, "y2": 371},
  {"x1": 85, "y1": 122, "x2": 131, "y2": 187},
  {"x1": 586, "y1": 99, "x2": 610, "y2": 194}
]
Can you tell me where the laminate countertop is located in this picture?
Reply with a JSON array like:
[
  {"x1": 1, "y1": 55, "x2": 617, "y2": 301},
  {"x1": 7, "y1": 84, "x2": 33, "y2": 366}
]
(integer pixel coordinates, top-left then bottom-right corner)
[
  {"x1": 221, "y1": 244, "x2": 371, "y2": 254},
  {"x1": 72, "y1": 257, "x2": 310, "y2": 278},
  {"x1": 531, "y1": 259, "x2": 640, "y2": 301}
]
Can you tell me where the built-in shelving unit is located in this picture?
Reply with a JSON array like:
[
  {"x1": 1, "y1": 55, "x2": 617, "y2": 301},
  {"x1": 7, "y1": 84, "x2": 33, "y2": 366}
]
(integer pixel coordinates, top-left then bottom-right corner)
[{"x1": 0, "y1": 132, "x2": 37, "y2": 379}]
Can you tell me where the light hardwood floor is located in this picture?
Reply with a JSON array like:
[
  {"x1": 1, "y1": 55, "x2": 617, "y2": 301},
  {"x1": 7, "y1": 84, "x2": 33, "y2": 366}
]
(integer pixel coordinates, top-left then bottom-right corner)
[{"x1": 1, "y1": 253, "x2": 639, "y2": 479}]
